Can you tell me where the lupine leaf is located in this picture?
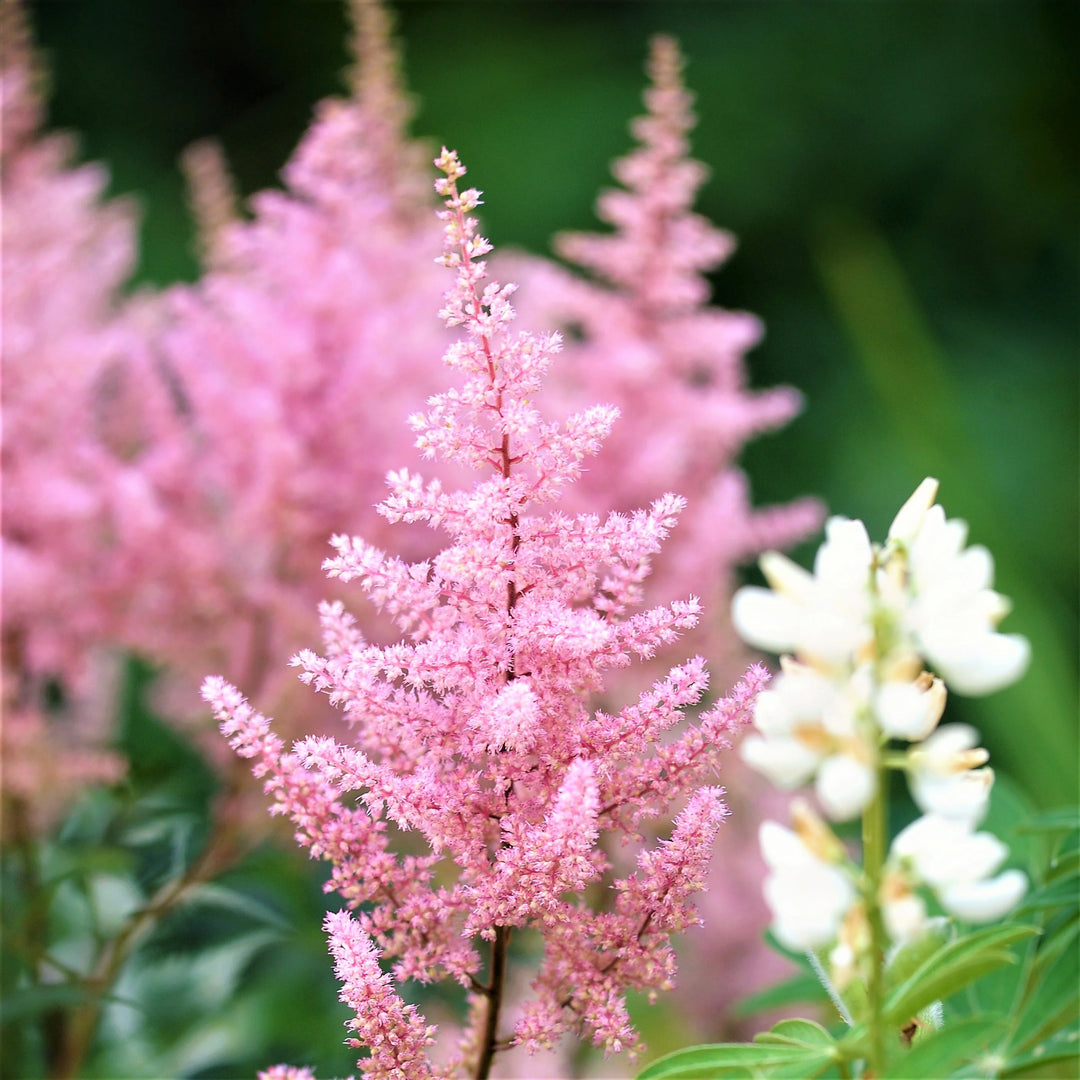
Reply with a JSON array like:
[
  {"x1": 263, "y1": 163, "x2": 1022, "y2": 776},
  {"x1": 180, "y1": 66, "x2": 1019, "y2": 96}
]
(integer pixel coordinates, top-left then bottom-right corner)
[
  {"x1": 636, "y1": 1041, "x2": 825, "y2": 1080},
  {"x1": 1000, "y1": 1019, "x2": 1080, "y2": 1077},
  {"x1": 881, "y1": 1015, "x2": 1005, "y2": 1078},
  {"x1": 1015, "y1": 809, "x2": 1080, "y2": 834},
  {"x1": 753, "y1": 1018, "x2": 838, "y2": 1050},
  {"x1": 1000, "y1": 928, "x2": 1079, "y2": 1057},
  {"x1": 884, "y1": 925, "x2": 1036, "y2": 1026}
]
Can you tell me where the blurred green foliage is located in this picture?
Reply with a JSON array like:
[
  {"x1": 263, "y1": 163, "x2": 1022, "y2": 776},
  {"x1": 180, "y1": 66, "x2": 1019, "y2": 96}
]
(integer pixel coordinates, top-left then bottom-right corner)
[{"x1": 13, "y1": 2, "x2": 1079, "y2": 1076}]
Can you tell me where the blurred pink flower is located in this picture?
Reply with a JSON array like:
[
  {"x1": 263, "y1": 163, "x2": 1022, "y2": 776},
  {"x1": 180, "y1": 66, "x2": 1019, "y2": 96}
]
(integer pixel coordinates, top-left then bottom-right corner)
[{"x1": 509, "y1": 36, "x2": 822, "y2": 681}]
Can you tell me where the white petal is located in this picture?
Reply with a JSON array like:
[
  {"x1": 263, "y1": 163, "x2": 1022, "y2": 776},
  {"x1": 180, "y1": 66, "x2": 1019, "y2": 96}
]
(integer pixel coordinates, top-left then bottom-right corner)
[
  {"x1": 731, "y1": 587, "x2": 801, "y2": 653},
  {"x1": 760, "y1": 551, "x2": 815, "y2": 600},
  {"x1": 883, "y1": 893, "x2": 928, "y2": 943},
  {"x1": 919, "y1": 722, "x2": 980, "y2": 757},
  {"x1": 759, "y1": 821, "x2": 815, "y2": 870},
  {"x1": 927, "y1": 632, "x2": 1030, "y2": 695},
  {"x1": 815, "y1": 518, "x2": 873, "y2": 591},
  {"x1": 940, "y1": 869, "x2": 1027, "y2": 922},
  {"x1": 877, "y1": 679, "x2": 945, "y2": 741},
  {"x1": 740, "y1": 734, "x2": 821, "y2": 789},
  {"x1": 764, "y1": 863, "x2": 855, "y2": 951},
  {"x1": 910, "y1": 767, "x2": 994, "y2": 826},
  {"x1": 888, "y1": 477, "x2": 939, "y2": 543},
  {"x1": 816, "y1": 754, "x2": 877, "y2": 821}
]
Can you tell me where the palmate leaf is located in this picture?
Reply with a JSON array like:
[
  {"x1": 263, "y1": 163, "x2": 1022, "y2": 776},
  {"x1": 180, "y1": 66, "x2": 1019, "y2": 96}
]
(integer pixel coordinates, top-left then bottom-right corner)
[{"x1": 883, "y1": 924, "x2": 1037, "y2": 1028}]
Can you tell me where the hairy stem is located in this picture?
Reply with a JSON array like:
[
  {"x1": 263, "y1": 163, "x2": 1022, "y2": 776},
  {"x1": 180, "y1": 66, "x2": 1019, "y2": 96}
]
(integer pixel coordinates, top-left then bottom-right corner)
[{"x1": 861, "y1": 758, "x2": 889, "y2": 1078}]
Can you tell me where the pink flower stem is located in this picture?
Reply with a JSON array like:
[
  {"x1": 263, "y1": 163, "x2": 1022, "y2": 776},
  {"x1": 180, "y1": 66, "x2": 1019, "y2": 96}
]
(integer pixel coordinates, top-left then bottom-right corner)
[
  {"x1": 444, "y1": 170, "x2": 518, "y2": 1079},
  {"x1": 474, "y1": 924, "x2": 511, "y2": 1080}
]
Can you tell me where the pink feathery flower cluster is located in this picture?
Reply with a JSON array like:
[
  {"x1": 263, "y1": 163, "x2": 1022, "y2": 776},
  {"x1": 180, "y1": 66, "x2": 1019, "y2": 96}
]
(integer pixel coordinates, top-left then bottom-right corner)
[
  {"x1": 1, "y1": 0, "x2": 133, "y2": 827},
  {"x1": 512, "y1": 36, "x2": 822, "y2": 675},
  {"x1": 112, "y1": 1, "x2": 451, "y2": 709},
  {"x1": 204, "y1": 149, "x2": 765, "y2": 1077}
]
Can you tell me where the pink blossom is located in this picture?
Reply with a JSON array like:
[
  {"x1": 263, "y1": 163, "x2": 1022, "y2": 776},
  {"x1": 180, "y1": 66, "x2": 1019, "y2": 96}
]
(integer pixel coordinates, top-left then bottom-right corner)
[
  {"x1": 206, "y1": 148, "x2": 760, "y2": 1076},
  {"x1": 113, "y1": 1, "x2": 451, "y2": 713},
  {"x1": 1, "y1": 0, "x2": 136, "y2": 822},
  {"x1": 508, "y1": 36, "x2": 822, "y2": 678}
]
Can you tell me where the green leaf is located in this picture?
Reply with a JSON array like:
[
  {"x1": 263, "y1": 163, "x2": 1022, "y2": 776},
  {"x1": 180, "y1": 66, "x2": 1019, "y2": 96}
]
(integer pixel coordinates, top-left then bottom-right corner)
[
  {"x1": 636, "y1": 1041, "x2": 827, "y2": 1080},
  {"x1": 1001, "y1": 1018, "x2": 1079, "y2": 1077},
  {"x1": 1002, "y1": 925, "x2": 1079, "y2": 1057},
  {"x1": 882, "y1": 1015, "x2": 1006, "y2": 1078},
  {"x1": 1013, "y1": 873, "x2": 1079, "y2": 916},
  {"x1": 1015, "y1": 809, "x2": 1080, "y2": 835},
  {"x1": 754, "y1": 1018, "x2": 837, "y2": 1051},
  {"x1": 884, "y1": 924, "x2": 1037, "y2": 1026},
  {"x1": 0, "y1": 981, "x2": 96, "y2": 1024}
]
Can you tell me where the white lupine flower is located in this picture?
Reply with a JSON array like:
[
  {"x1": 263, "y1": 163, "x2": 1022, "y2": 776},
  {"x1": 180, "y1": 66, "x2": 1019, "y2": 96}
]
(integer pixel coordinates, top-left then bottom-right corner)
[
  {"x1": 732, "y1": 517, "x2": 873, "y2": 666},
  {"x1": 739, "y1": 733, "x2": 820, "y2": 789},
  {"x1": 939, "y1": 869, "x2": 1028, "y2": 922},
  {"x1": 815, "y1": 753, "x2": 876, "y2": 821},
  {"x1": 760, "y1": 820, "x2": 855, "y2": 950},
  {"x1": 904, "y1": 504, "x2": 1030, "y2": 694},
  {"x1": 882, "y1": 891, "x2": 928, "y2": 944},
  {"x1": 875, "y1": 675, "x2": 946, "y2": 741},
  {"x1": 890, "y1": 814, "x2": 1025, "y2": 922},
  {"x1": 908, "y1": 724, "x2": 994, "y2": 824},
  {"x1": 739, "y1": 659, "x2": 876, "y2": 814},
  {"x1": 887, "y1": 476, "x2": 939, "y2": 544}
]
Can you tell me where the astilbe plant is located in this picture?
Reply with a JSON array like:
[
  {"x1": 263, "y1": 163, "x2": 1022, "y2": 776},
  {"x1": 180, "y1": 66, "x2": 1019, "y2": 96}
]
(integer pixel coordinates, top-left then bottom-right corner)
[
  {"x1": 0, "y1": 0, "x2": 136, "y2": 833},
  {"x1": 511, "y1": 36, "x2": 822, "y2": 675},
  {"x1": 204, "y1": 149, "x2": 767, "y2": 1079},
  {"x1": 122, "y1": 0, "x2": 450, "y2": 714}
]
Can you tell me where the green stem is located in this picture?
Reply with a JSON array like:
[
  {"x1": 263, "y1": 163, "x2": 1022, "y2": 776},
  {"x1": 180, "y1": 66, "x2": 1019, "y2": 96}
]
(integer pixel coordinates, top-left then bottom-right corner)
[{"x1": 861, "y1": 759, "x2": 889, "y2": 1078}]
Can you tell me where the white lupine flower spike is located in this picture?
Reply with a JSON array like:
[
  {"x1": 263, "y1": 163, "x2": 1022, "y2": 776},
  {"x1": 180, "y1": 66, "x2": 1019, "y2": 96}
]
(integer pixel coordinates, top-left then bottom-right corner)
[{"x1": 732, "y1": 477, "x2": 1028, "y2": 1038}]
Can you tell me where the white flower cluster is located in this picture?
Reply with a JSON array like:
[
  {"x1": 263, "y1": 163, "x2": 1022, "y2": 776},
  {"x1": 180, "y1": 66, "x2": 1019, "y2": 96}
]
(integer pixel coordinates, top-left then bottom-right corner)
[{"x1": 733, "y1": 478, "x2": 1029, "y2": 954}]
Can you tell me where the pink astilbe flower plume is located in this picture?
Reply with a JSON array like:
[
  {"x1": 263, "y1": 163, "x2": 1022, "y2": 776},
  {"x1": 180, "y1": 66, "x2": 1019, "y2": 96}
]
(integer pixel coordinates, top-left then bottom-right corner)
[
  {"x1": 511, "y1": 35, "x2": 823, "y2": 675},
  {"x1": 1, "y1": 0, "x2": 134, "y2": 831},
  {"x1": 204, "y1": 149, "x2": 765, "y2": 1078},
  {"x1": 122, "y1": 0, "x2": 449, "y2": 711}
]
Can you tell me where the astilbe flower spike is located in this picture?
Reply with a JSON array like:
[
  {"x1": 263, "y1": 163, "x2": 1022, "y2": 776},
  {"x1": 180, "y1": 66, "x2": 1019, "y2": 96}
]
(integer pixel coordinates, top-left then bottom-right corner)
[
  {"x1": 1, "y1": 0, "x2": 135, "y2": 832},
  {"x1": 204, "y1": 149, "x2": 765, "y2": 1079},
  {"x1": 509, "y1": 35, "x2": 822, "y2": 675},
  {"x1": 119, "y1": 0, "x2": 450, "y2": 712}
]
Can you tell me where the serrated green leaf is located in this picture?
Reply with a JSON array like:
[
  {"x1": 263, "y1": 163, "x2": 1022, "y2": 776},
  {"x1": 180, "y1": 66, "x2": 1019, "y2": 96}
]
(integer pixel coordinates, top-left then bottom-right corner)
[
  {"x1": 882, "y1": 1014, "x2": 1005, "y2": 1078},
  {"x1": 636, "y1": 1041, "x2": 822, "y2": 1080},
  {"x1": 884, "y1": 925, "x2": 1036, "y2": 1026}
]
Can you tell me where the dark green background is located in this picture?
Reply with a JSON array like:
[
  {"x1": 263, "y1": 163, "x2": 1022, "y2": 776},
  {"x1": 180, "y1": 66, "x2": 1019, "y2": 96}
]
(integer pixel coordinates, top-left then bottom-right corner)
[{"x1": 13, "y1": 2, "x2": 1078, "y2": 1075}]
